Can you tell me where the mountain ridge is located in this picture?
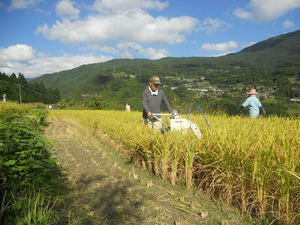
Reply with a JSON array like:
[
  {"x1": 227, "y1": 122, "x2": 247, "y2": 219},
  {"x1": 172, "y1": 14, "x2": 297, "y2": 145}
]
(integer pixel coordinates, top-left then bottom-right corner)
[{"x1": 33, "y1": 29, "x2": 300, "y2": 102}]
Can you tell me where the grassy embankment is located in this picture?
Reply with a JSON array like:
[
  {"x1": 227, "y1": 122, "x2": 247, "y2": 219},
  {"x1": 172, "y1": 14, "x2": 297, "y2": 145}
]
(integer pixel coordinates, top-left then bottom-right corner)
[
  {"x1": 50, "y1": 110, "x2": 300, "y2": 225},
  {"x1": 0, "y1": 102, "x2": 64, "y2": 225}
]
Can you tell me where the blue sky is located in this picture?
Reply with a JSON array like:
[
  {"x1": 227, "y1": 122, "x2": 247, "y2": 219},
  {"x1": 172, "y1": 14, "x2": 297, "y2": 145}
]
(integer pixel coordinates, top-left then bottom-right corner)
[{"x1": 0, "y1": 0, "x2": 299, "y2": 78}]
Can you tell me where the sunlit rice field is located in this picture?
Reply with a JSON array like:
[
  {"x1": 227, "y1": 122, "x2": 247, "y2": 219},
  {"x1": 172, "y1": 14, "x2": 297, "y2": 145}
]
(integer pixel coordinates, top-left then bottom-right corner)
[{"x1": 49, "y1": 110, "x2": 300, "y2": 225}]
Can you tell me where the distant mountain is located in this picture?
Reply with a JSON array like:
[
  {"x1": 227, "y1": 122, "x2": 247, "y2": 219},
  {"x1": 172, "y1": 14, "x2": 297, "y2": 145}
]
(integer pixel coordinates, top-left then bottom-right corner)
[
  {"x1": 222, "y1": 29, "x2": 300, "y2": 68},
  {"x1": 33, "y1": 29, "x2": 300, "y2": 99}
]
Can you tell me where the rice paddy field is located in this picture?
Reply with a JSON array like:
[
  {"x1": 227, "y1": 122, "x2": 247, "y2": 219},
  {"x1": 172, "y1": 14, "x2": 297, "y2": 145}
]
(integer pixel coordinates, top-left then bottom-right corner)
[{"x1": 49, "y1": 110, "x2": 300, "y2": 225}]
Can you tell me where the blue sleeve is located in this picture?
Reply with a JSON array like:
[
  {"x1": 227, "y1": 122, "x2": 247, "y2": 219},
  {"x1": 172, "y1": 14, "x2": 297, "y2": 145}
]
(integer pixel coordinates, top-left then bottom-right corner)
[
  {"x1": 242, "y1": 98, "x2": 249, "y2": 107},
  {"x1": 257, "y1": 99, "x2": 262, "y2": 107}
]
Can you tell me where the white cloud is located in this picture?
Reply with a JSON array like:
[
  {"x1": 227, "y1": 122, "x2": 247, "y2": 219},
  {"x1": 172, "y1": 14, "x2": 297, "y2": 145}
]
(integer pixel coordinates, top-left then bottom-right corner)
[
  {"x1": 138, "y1": 46, "x2": 167, "y2": 59},
  {"x1": 198, "y1": 18, "x2": 231, "y2": 33},
  {"x1": 201, "y1": 41, "x2": 238, "y2": 52},
  {"x1": 0, "y1": 44, "x2": 113, "y2": 78},
  {"x1": 92, "y1": 0, "x2": 168, "y2": 13},
  {"x1": 235, "y1": 0, "x2": 300, "y2": 21},
  {"x1": 250, "y1": 0, "x2": 300, "y2": 21},
  {"x1": 36, "y1": 1, "x2": 197, "y2": 45},
  {"x1": 9, "y1": 0, "x2": 40, "y2": 10},
  {"x1": 100, "y1": 41, "x2": 167, "y2": 59},
  {"x1": 56, "y1": 0, "x2": 80, "y2": 19},
  {"x1": 0, "y1": 44, "x2": 35, "y2": 62},
  {"x1": 233, "y1": 8, "x2": 252, "y2": 20},
  {"x1": 212, "y1": 52, "x2": 234, "y2": 57},
  {"x1": 243, "y1": 41, "x2": 257, "y2": 48},
  {"x1": 283, "y1": 20, "x2": 295, "y2": 28}
]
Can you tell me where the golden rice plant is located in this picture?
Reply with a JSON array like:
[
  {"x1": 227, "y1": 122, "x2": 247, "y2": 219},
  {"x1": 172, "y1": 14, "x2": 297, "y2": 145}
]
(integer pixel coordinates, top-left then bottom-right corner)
[
  {"x1": 48, "y1": 110, "x2": 300, "y2": 225},
  {"x1": 0, "y1": 101, "x2": 29, "y2": 117}
]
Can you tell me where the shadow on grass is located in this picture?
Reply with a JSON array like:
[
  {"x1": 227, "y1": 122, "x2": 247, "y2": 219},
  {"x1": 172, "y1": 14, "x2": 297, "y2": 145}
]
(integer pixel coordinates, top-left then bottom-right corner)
[{"x1": 66, "y1": 172, "x2": 143, "y2": 225}]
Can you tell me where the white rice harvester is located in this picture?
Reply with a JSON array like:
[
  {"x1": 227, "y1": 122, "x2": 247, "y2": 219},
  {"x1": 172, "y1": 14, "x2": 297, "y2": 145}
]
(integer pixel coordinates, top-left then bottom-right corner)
[{"x1": 152, "y1": 104, "x2": 211, "y2": 139}]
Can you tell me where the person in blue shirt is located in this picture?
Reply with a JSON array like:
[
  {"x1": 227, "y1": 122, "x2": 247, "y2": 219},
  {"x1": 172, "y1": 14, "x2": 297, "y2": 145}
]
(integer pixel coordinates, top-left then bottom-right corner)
[{"x1": 241, "y1": 89, "x2": 266, "y2": 118}]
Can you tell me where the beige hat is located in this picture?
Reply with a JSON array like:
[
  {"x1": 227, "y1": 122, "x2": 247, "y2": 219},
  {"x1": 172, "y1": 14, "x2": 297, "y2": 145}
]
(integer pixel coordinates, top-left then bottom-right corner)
[
  {"x1": 150, "y1": 76, "x2": 161, "y2": 84},
  {"x1": 247, "y1": 88, "x2": 257, "y2": 95}
]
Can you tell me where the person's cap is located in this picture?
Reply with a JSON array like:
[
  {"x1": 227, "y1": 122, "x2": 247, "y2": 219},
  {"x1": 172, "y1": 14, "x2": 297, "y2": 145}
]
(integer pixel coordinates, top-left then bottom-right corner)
[
  {"x1": 247, "y1": 88, "x2": 257, "y2": 95},
  {"x1": 150, "y1": 76, "x2": 161, "y2": 84}
]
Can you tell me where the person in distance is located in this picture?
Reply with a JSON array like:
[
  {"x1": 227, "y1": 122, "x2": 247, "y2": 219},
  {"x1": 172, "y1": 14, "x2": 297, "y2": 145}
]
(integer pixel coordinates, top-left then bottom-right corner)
[{"x1": 240, "y1": 88, "x2": 266, "y2": 118}]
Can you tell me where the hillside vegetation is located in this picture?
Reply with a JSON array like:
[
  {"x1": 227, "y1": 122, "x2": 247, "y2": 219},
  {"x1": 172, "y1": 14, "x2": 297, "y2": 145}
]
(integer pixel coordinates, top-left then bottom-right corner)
[
  {"x1": 222, "y1": 29, "x2": 300, "y2": 68},
  {"x1": 0, "y1": 102, "x2": 63, "y2": 224},
  {"x1": 33, "y1": 30, "x2": 300, "y2": 116},
  {"x1": 0, "y1": 72, "x2": 60, "y2": 104}
]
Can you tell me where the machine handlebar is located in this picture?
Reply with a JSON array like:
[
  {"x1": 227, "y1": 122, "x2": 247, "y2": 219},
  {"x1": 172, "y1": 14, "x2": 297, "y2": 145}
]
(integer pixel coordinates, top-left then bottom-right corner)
[{"x1": 152, "y1": 113, "x2": 172, "y2": 116}]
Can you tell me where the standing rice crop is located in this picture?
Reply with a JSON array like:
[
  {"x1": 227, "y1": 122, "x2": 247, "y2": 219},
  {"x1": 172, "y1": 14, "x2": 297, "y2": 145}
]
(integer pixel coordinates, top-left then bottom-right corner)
[{"x1": 49, "y1": 110, "x2": 300, "y2": 224}]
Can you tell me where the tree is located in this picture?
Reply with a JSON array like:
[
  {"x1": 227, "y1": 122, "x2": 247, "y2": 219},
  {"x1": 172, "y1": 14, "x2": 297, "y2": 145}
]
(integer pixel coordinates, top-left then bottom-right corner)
[
  {"x1": 9, "y1": 73, "x2": 17, "y2": 81},
  {"x1": 17, "y1": 73, "x2": 27, "y2": 86},
  {"x1": 0, "y1": 72, "x2": 61, "y2": 103}
]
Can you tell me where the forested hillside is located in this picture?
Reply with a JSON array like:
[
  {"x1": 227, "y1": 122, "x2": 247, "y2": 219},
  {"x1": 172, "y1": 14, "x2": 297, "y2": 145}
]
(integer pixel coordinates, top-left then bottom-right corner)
[
  {"x1": 0, "y1": 72, "x2": 60, "y2": 104},
  {"x1": 31, "y1": 30, "x2": 300, "y2": 116},
  {"x1": 220, "y1": 29, "x2": 300, "y2": 68}
]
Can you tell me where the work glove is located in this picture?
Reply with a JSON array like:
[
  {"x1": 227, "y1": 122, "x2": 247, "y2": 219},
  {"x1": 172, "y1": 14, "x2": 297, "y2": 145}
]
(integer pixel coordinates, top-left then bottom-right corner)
[
  {"x1": 259, "y1": 106, "x2": 266, "y2": 116},
  {"x1": 172, "y1": 110, "x2": 178, "y2": 116},
  {"x1": 238, "y1": 106, "x2": 243, "y2": 113}
]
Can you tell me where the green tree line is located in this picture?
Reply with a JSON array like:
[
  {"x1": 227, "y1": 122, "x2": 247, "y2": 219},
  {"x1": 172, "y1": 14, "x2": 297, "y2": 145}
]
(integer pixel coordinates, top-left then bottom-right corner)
[{"x1": 0, "y1": 72, "x2": 60, "y2": 104}]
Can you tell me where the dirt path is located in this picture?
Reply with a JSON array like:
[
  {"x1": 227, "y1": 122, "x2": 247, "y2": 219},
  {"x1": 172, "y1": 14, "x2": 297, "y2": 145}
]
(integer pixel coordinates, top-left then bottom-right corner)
[{"x1": 45, "y1": 116, "x2": 255, "y2": 225}]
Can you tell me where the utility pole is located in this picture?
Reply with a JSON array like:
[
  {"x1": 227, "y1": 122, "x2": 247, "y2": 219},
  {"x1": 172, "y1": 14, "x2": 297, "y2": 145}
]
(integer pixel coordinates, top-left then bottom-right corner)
[{"x1": 18, "y1": 84, "x2": 22, "y2": 104}]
